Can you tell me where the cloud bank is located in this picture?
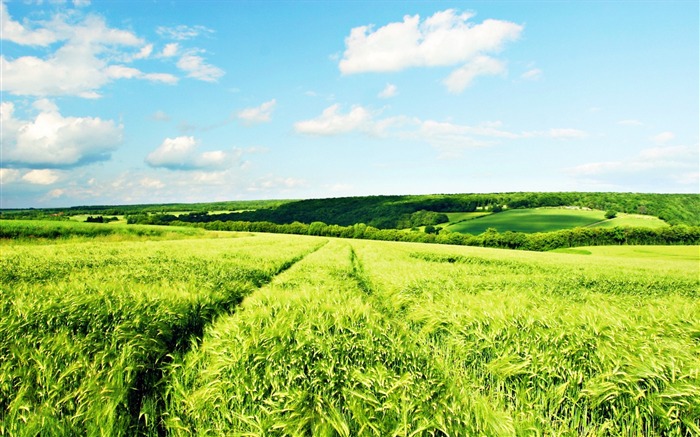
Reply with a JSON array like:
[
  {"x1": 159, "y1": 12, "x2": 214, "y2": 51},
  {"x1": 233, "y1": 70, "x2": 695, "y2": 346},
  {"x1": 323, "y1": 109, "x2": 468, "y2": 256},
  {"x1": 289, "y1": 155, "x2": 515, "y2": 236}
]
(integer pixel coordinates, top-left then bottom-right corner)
[
  {"x1": 1, "y1": 100, "x2": 123, "y2": 168},
  {"x1": 339, "y1": 9, "x2": 522, "y2": 92}
]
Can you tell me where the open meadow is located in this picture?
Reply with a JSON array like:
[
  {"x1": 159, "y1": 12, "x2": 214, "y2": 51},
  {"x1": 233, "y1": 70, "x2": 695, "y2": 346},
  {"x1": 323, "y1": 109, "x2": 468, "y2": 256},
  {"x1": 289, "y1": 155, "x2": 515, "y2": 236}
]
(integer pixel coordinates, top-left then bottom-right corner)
[
  {"x1": 1, "y1": 226, "x2": 698, "y2": 436},
  {"x1": 444, "y1": 208, "x2": 668, "y2": 235}
]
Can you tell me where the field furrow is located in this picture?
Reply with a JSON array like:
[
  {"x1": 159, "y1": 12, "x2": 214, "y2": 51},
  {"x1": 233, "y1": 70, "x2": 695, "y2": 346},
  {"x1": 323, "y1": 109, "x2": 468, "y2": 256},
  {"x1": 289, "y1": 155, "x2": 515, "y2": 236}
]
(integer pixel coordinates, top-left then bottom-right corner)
[
  {"x1": 350, "y1": 239, "x2": 700, "y2": 436},
  {"x1": 165, "y1": 240, "x2": 515, "y2": 436},
  {"x1": 0, "y1": 234, "x2": 325, "y2": 436},
  {"x1": 2, "y1": 231, "x2": 698, "y2": 436}
]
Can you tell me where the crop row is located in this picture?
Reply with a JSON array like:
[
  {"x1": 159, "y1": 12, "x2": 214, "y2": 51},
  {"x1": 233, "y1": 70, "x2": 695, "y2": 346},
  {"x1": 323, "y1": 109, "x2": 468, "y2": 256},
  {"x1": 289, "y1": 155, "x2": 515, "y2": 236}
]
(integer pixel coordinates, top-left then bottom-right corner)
[
  {"x1": 0, "y1": 235, "x2": 323, "y2": 435},
  {"x1": 164, "y1": 239, "x2": 699, "y2": 436}
]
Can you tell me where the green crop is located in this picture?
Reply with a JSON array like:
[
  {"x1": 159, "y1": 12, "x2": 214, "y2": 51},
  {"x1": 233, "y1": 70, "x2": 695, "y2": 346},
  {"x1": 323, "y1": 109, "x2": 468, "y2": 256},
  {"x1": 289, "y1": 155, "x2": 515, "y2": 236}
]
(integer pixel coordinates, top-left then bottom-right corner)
[
  {"x1": 1, "y1": 231, "x2": 698, "y2": 436},
  {"x1": 0, "y1": 234, "x2": 323, "y2": 435}
]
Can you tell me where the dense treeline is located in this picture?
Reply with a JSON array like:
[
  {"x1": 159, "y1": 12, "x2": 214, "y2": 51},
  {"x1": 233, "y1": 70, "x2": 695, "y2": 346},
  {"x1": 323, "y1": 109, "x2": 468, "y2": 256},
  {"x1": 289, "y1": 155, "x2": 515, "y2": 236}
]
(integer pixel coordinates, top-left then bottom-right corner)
[
  {"x1": 174, "y1": 219, "x2": 700, "y2": 251},
  {"x1": 125, "y1": 192, "x2": 700, "y2": 228}
]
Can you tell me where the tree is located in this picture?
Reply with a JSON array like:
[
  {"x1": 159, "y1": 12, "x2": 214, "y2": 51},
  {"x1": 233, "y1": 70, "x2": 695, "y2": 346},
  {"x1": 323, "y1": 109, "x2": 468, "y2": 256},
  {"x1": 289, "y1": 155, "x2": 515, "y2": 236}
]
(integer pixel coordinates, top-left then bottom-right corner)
[{"x1": 605, "y1": 210, "x2": 617, "y2": 219}]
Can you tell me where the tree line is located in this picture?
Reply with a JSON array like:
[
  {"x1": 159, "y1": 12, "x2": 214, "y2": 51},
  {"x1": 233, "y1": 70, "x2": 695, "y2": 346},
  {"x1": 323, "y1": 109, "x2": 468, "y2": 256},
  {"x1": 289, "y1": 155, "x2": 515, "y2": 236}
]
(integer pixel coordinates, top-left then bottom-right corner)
[{"x1": 169, "y1": 219, "x2": 700, "y2": 251}]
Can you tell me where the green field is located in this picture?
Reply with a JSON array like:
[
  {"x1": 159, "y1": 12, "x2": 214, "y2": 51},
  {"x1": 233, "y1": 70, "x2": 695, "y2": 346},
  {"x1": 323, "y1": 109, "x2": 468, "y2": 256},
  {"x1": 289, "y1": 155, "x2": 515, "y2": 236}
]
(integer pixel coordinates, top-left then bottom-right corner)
[
  {"x1": 553, "y1": 245, "x2": 700, "y2": 260},
  {"x1": 1, "y1": 230, "x2": 698, "y2": 435},
  {"x1": 591, "y1": 212, "x2": 669, "y2": 229},
  {"x1": 445, "y1": 208, "x2": 668, "y2": 234}
]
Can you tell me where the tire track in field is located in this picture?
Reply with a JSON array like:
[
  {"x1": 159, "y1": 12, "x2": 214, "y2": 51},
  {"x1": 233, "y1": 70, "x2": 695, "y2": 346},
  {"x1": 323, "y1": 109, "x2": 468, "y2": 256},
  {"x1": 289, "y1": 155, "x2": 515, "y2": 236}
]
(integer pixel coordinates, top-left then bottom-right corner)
[{"x1": 131, "y1": 238, "x2": 329, "y2": 435}]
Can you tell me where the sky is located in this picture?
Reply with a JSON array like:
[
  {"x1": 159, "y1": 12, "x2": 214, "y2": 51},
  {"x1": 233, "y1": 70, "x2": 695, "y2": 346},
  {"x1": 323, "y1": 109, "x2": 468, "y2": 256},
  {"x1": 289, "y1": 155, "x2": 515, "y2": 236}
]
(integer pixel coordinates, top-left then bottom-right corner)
[{"x1": 1, "y1": 0, "x2": 698, "y2": 208}]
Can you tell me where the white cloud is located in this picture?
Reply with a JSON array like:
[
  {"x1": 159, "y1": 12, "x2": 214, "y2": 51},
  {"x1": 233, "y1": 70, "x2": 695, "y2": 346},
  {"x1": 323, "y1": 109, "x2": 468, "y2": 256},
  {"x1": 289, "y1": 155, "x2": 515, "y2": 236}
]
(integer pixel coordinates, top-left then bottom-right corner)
[
  {"x1": 0, "y1": 7, "x2": 177, "y2": 97},
  {"x1": 443, "y1": 55, "x2": 505, "y2": 93},
  {"x1": 414, "y1": 120, "x2": 491, "y2": 158},
  {"x1": 151, "y1": 110, "x2": 171, "y2": 121},
  {"x1": 651, "y1": 131, "x2": 675, "y2": 144},
  {"x1": 134, "y1": 44, "x2": 153, "y2": 59},
  {"x1": 157, "y1": 25, "x2": 213, "y2": 41},
  {"x1": 237, "y1": 99, "x2": 277, "y2": 124},
  {"x1": 0, "y1": 168, "x2": 21, "y2": 184},
  {"x1": 339, "y1": 9, "x2": 522, "y2": 92},
  {"x1": 22, "y1": 169, "x2": 60, "y2": 185},
  {"x1": 177, "y1": 51, "x2": 224, "y2": 82},
  {"x1": 46, "y1": 188, "x2": 66, "y2": 198},
  {"x1": 248, "y1": 176, "x2": 306, "y2": 193},
  {"x1": 145, "y1": 136, "x2": 231, "y2": 170},
  {"x1": 617, "y1": 119, "x2": 643, "y2": 126},
  {"x1": 378, "y1": 83, "x2": 398, "y2": 99},
  {"x1": 1, "y1": 100, "x2": 123, "y2": 168},
  {"x1": 294, "y1": 104, "x2": 374, "y2": 135},
  {"x1": 0, "y1": 1, "x2": 57, "y2": 46},
  {"x1": 521, "y1": 68, "x2": 542, "y2": 80},
  {"x1": 569, "y1": 145, "x2": 697, "y2": 177},
  {"x1": 139, "y1": 177, "x2": 165, "y2": 189},
  {"x1": 294, "y1": 104, "x2": 586, "y2": 157},
  {"x1": 161, "y1": 42, "x2": 179, "y2": 57}
]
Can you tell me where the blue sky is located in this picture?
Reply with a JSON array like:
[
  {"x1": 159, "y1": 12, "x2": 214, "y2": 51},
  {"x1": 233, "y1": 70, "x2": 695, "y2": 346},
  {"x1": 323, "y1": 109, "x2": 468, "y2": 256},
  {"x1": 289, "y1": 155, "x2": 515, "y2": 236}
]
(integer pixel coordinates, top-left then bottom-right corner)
[{"x1": 1, "y1": 0, "x2": 698, "y2": 208}]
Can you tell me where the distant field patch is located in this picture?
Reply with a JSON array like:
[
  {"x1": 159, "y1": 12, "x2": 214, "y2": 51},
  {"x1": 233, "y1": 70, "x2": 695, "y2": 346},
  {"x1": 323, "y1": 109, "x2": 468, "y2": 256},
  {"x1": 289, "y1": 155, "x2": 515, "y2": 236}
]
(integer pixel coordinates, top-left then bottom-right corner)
[
  {"x1": 69, "y1": 214, "x2": 126, "y2": 224},
  {"x1": 589, "y1": 212, "x2": 668, "y2": 229},
  {"x1": 447, "y1": 208, "x2": 606, "y2": 234}
]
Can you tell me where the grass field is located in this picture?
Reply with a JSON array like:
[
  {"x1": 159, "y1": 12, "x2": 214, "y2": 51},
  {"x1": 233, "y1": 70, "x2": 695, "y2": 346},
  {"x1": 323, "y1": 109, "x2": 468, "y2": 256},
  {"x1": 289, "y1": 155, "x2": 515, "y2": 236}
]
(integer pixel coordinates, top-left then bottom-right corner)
[
  {"x1": 445, "y1": 208, "x2": 668, "y2": 234},
  {"x1": 591, "y1": 212, "x2": 669, "y2": 229},
  {"x1": 553, "y1": 245, "x2": 700, "y2": 260},
  {"x1": 1, "y1": 231, "x2": 698, "y2": 435}
]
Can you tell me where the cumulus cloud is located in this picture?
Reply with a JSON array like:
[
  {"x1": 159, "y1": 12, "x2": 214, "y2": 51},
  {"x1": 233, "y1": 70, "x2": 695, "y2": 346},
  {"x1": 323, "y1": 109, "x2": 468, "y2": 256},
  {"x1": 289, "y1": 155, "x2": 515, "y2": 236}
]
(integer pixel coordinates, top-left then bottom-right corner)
[
  {"x1": 145, "y1": 136, "x2": 232, "y2": 170},
  {"x1": 22, "y1": 169, "x2": 60, "y2": 185},
  {"x1": 176, "y1": 51, "x2": 224, "y2": 82},
  {"x1": 1, "y1": 1, "x2": 57, "y2": 46},
  {"x1": 0, "y1": 168, "x2": 21, "y2": 184},
  {"x1": 294, "y1": 104, "x2": 374, "y2": 135},
  {"x1": 1, "y1": 6, "x2": 178, "y2": 97},
  {"x1": 237, "y1": 99, "x2": 277, "y2": 124},
  {"x1": 339, "y1": 9, "x2": 522, "y2": 92},
  {"x1": 161, "y1": 43, "x2": 179, "y2": 57},
  {"x1": 443, "y1": 55, "x2": 505, "y2": 93},
  {"x1": 378, "y1": 83, "x2": 398, "y2": 99},
  {"x1": 1, "y1": 100, "x2": 123, "y2": 168}
]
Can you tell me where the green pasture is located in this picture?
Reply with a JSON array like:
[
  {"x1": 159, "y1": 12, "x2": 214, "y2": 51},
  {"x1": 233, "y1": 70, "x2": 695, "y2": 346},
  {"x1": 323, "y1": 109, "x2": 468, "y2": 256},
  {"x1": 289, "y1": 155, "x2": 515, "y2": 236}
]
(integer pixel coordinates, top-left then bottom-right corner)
[
  {"x1": 591, "y1": 212, "x2": 668, "y2": 229},
  {"x1": 1, "y1": 231, "x2": 698, "y2": 435},
  {"x1": 69, "y1": 214, "x2": 127, "y2": 224},
  {"x1": 445, "y1": 207, "x2": 667, "y2": 234}
]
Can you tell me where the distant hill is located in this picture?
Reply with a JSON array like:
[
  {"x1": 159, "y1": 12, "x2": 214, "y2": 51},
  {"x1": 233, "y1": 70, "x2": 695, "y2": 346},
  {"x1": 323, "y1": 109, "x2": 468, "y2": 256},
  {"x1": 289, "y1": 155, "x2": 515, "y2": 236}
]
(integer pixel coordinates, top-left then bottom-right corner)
[
  {"x1": 4, "y1": 192, "x2": 698, "y2": 229},
  {"x1": 172, "y1": 192, "x2": 700, "y2": 229}
]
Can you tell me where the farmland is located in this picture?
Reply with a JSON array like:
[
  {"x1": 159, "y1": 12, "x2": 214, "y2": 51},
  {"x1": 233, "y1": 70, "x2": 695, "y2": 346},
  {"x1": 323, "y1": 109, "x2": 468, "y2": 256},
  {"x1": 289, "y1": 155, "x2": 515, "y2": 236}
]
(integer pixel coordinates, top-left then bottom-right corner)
[
  {"x1": 1, "y1": 228, "x2": 699, "y2": 435},
  {"x1": 444, "y1": 208, "x2": 668, "y2": 235}
]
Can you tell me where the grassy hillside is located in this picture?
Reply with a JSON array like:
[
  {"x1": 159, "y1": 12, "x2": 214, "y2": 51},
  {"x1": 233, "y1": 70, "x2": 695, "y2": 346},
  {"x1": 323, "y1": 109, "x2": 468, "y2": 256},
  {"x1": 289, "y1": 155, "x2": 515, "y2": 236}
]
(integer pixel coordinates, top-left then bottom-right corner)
[
  {"x1": 445, "y1": 208, "x2": 669, "y2": 234},
  {"x1": 2, "y1": 232, "x2": 698, "y2": 435}
]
